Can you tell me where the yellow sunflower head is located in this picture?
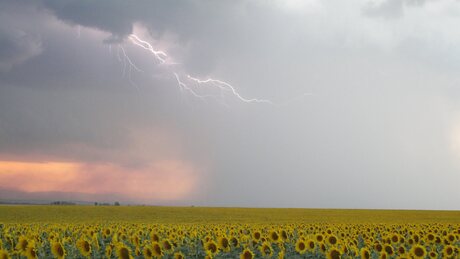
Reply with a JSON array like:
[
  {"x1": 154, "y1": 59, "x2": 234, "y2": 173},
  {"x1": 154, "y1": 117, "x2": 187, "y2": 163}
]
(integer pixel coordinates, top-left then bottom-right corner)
[
  {"x1": 151, "y1": 242, "x2": 163, "y2": 257},
  {"x1": 205, "y1": 241, "x2": 218, "y2": 255},
  {"x1": 360, "y1": 247, "x2": 370, "y2": 259},
  {"x1": 239, "y1": 248, "x2": 254, "y2": 259},
  {"x1": 162, "y1": 239, "x2": 173, "y2": 252},
  {"x1": 25, "y1": 245, "x2": 38, "y2": 259},
  {"x1": 410, "y1": 244, "x2": 426, "y2": 259},
  {"x1": 15, "y1": 236, "x2": 28, "y2": 252},
  {"x1": 295, "y1": 239, "x2": 307, "y2": 254},
  {"x1": 326, "y1": 247, "x2": 341, "y2": 259},
  {"x1": 259, "y1": 242, "x2": 273, "y2": 257},
  {"x1": 116, "y1": 245, "x2": 132, "y2": 259},
  {"x1": 76, "y1": 239, "x2": 91, "y2": 257},
  {"x1": 269, "y1": 231, "x2": 280, "y2": 242},
  {"x1": 174, "y1": 251, "x2": 185, "y2": 259},
  {"x1": 51, "y1": 241, "x2": 65, "y2": 259},
  {"x1": 326, "y1": 235, "x2": 338, "y2": 246},
  {"x1": 0, "y1": 249, "x2": 9, "y2": 259},
  {"x1": 217, "y1": 236, "x2": 230, "y2": 252},
  {"x1": 442, "y1": 245, "x2": 455, "y2": 258}
]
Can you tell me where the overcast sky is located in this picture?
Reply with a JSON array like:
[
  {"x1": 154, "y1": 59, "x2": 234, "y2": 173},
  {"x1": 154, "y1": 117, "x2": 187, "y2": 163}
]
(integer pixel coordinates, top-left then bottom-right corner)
[{"x1": 0, "y1": 0, "x2": 459, "y2": 209}]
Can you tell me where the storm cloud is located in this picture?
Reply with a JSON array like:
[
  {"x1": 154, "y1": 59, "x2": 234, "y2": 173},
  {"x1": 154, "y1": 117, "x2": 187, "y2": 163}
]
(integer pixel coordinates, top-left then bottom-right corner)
[{"x1": 0, "y1": 0, "x2": 459, "y2": 209}]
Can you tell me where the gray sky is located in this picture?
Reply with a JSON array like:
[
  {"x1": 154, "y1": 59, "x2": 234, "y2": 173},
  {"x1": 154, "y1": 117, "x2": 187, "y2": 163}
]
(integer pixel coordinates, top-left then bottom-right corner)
[{"x1": 0, "y1": 0, "x2": 459, "y2": 209}]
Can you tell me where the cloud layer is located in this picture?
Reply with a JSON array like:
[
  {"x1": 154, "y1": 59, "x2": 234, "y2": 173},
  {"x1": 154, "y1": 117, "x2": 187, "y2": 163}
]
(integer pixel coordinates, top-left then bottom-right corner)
[{"x1": 0, "y1": 0, "x2": 460, "y2": 208}]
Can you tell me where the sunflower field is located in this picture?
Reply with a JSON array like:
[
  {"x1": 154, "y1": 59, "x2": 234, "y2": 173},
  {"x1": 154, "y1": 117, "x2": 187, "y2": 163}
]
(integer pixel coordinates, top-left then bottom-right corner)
[{"x1": 0, "y1": 206, "x2": 459, "y2": 259}]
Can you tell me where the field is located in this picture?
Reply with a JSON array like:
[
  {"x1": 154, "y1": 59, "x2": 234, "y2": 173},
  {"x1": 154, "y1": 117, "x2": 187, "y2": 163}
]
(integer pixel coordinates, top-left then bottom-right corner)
[{"x1": 0, "y1": 206, "x2": 459, "y2": 258}]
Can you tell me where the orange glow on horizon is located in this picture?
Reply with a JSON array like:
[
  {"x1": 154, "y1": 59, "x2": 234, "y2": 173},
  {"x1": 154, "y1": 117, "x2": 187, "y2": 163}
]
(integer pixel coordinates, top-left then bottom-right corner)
[{"x1": 0, "y1": 160, "x2": 199, "y2": 202}]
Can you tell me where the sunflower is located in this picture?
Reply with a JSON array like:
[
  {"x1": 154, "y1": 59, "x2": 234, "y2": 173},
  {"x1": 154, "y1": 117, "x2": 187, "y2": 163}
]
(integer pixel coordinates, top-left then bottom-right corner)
[
  {"x1": 240, "y1": 248, "x2": 254, "y2": 259},
  {"x1": 105, "y1": 246, "x2": 113, "y2": 258},
  {"x1": 426, "y1": 233, "x2": 436, "y2": 244},
  {"x1": 103, "y1": 228, "x2": 112, "y2": 237},
  {"x1": 374, "y1": 243, "x2": 383, "y2": 253},
  {"x1": 230, "y1": 237, "x2": 239, "y2": 248},
  {"x1": 116, "y1": 244, "x2": 132, "y2": 259},
  {"x1": 259, "y1": 242, "x2": 273, "y2": 257},
  {"x1": 269, "y1": 231, "x2": 280, "y2": 243},
  {"x1": 15, "y1": 236, "x2": 28, "y2": 252},
  {"x1": 277, "y1": 249, "x2": 285, "y2": 259},
  {"x1": 442, "y1": 245, "x2": 455, "y2": 258},
  {"x1": 306, "y1": 239, "x2": 316, "y2": 251},
  {"x1": 410, "y1": 244, "x2": 426, "y2": 259},
  {"x1": 205, "y1": 240, "x2": 218, "y2": 255},
  {"x1": 151, "y1": 242, "x2": 163, "y2": 257},
  {"x1": 326, "y1": 247, "x2": 341, "y2": 259},
  {"x1": 252, "y1": 231, "x2": 261, "y2": 241},
  {"x1": 397, "y1": 245, "x2": 406, "y2": 255},
  {"x1": 25, "y1": 245, "x2": 38, "y2": 259},
  {"x1": 383, "y1": 244, "x2": 394, "y2": 255},
  {"x1": 428, "y1": 250, "x2": 438, "y2": 259},
  {"x1": 390, "y1": 234, "x2": 400, "y2": 244},
  {"x1": 360, "y1": 247, "x2": 370, "y2": 259},
  {"x1": 150, "y1": 233, "x2": 160, "y2": 242},
  {"x1": 218, "y1": 236, "x2": 230, "y2": 252},
  {"x1": 76, "y1": 239, "x2": 91, "y2": 257},
  {"x1": 174, "y1": 252, "x2": 185, "y2": 259},
  {"x1": 326, "y1": 235, "x2": 338, "y2": 246},
  {"x1": 379, "y1": 251, "x2": 389, "y2": 259},
  {"x1": 142, "y1": 245, "x2": 154, "y2": 259},
  {"x1": 204, "y1": 251, "x2": 213, "y2": 259},
  {"x1": 51, "y1": 241, "x2": 65, "y2": 259},
  {"x1": 280, "y1": 230, "x2": 288, "y2": 241},
  {"x1": 446, "y1": 233, "x2": 456, "y2": 243},
  {"x1": 0, "y1": 250, "x2": 8, "y2": 259},
  {"x1": 161, "y1": 239, "x2": 173, "y2": 253},
  {"x1": 315, "y1": 234, "x2": 324, "y2": 242},
  {"x1": 295, "y1": 239, "x2": 307, "y2": 254}
]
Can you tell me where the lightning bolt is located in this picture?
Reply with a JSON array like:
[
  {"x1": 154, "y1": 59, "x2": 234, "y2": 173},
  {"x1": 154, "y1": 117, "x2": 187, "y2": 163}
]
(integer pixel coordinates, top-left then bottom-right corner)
[
  {"x1": 102, "y1": 30, "x2": 312, "y2": 106},
  {"x1": 128, "y1": 34, "x2": 167, "y2": 64},
  {"x1": 186, "y1": 75, "x2": 273, "y2": 104},
  {"x1": 121, "y1": 33, "x2": 275, "y2": 105},
  {"x1": 116, "y1": 45, "x2": 143, "y2": 90}
]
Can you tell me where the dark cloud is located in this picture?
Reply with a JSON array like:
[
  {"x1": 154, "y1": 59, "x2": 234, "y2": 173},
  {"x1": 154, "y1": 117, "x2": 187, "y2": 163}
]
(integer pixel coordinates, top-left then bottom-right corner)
[
  {"x1": 0, "y1": 2, "x2": 42, "y2": 72},
  {"x1": 0, "y1": 0, "x2": 460, "y2": 208}
]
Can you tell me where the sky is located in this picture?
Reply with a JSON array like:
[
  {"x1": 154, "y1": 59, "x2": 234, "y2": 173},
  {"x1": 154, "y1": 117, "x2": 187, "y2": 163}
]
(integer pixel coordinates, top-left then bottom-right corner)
[{"x1": 0, "y1": 0, "x2": 459, "y2": 209}]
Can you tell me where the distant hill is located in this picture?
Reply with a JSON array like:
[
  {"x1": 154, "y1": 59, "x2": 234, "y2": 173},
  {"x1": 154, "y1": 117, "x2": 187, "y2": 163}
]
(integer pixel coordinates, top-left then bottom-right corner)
[{"x1": 0, "y1": 188, "x2": 131, "y2": 205}]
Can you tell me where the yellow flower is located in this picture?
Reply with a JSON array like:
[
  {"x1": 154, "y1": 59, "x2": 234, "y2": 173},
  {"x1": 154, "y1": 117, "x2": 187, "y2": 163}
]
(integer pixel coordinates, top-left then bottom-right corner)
[
  {"x1": 218, "y1": 236, "x2": 230, "y2": 252},
  {"x1": 442, "y1": 245, "x2": 455, "y2": 258},
  {"x1": 428, "y1": 250, "x2": 438, "y2": 259},
  {"x1": 269, "y1": 230, "x2": 280, "y2": 243},
  {"x1": 143, "y1": 245, "x2": 154, "y2": 259},
  {"x1": 25, "y1": 245, "x2": 38, "y2": 259},
  {"x1": 116, "y1": 244, "x2": 132, "y2": 259},
  {"x1": 76, "y1": 239, "x2": 91, "y2": 257},
  {"x1": 0, "y1": 250, "x2": 9, "y2": 259},
  {"x1": 277, "y1": 249, "x2": 285, "y2": 259},
  {"x1": 174, "y1": 251, "x2": 185, "y2": 259},
  {"x1": 151, "y1": 242, "x2": 163, "y2": 257},
  {"x1": 15, "y1": 236, "x2": 28, "y2": 252},
  {"x1": 410, "y1": 244, "x2": 426, "y2": 259},
  {"x1": 51, "y1": 241, "x2": 65, "y2": 259},
  {"x1": 295, "y1": 239, "x2": 307, "y2": 254},
  {"x1": 326, "y1": 247, "x2": 341, "y2": 259},
  {"x1": 360, "y1": 247, "x2": 371, "y2": 259},
  {"x1": 105, "y1": 246, "x2": 113, "y2": 258},
  {"x1": 204, "y1": 240, "x2": 218, "y2": 255},
  {"x1": 259, "y1": 241, "x2": 273, "y2": 257},
  {"x1": 326, "y1": 235, "x2": 338, "y2": 246},
  {"x1": 240, "y1": 248, "x2": 254, "y2": 259},
  {"x1": 162, "y1": 239, "x2": 173, "y2": 253}
]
